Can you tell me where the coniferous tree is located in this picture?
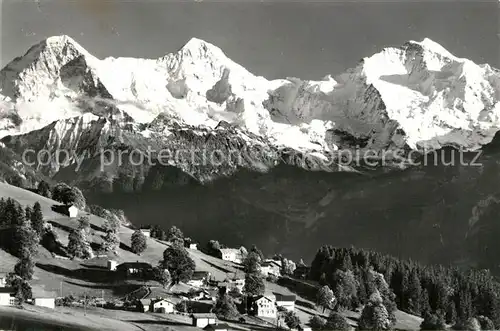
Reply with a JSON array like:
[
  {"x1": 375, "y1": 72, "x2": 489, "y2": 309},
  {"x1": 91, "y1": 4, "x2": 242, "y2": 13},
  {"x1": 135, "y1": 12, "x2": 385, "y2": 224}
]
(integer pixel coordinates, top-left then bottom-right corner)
[
  {"x1": 37, "y1": 180, "x2": 51, "y2": 198},
  {"x1": 12, "y1": 222, "x2": 38, "y2": 258},
  {"x1": 52, "y1": 183, "x2": 86, "y2": 209},
  {"x1": 102, "y1": 230, "x2": 120, "y2": 253},
  {"x1": 250, "y1": 245, "x2": 264, "y2": 261},
  {"x1": 243, "y1": 252, "x2": 261, "y2": 274},
  {"x1": 359, "y1": 291, "x2": 393, "y2": 330},
  {"x1": 283, "y1": 311, "x2": 301, "y2": 330},
  {"x1": 243, "y1": 273, "x2": 265, "y2": 296},
  {"x1": 24, "y1": 206, "x2": 32, "y2": 223},
  {"x1": 446, "y1": 300, "x2": 458, "y2": 325},
  {"x1": 14, "y1": 256, "x2": 35, "y2": 281},
  {"x1": 78, "y1": 216, "x2": 91, "y2": 233},
  {"x1": 309, "y1": 315, "x2": 326, "y2": 331},
  {"x1": 358, "y1": 291, "x2": 392, "y2": 330},
  {"x1": 477, "y1": 315, "x2": 495, "y2": 331},
  {"x1": 30, "y1": 202, "x2": 44, "y2": 237},
  {"x1": 333, "y1": 269, "x2": 357, "y2": 310},
  {"x1": 6, "y1": 273, "x2": 32, "y2": 304},
  {"x1": 104, "y1": 214, "x2": 120, "y2": 233},
  {"x1": 420, "y1": 311, "x2": 446, "y2": 330},
  {"x1": 152, "y1": 266, "x2": 171, "y2": 288},
  {"x1": 340, "y1": 253, "x2": 353, "y2": 272},
  {"x1": 308, "y1": 245, "x2": 500, "y2": 324},
  {"x1": 457, "y1": 286, "x2": 474, "y2": 321},
  {"x1": 317, "y1": 285, "x2": 335, "y2": 313},
  {"x1": 166, "y1": 226, "x2": 184, "y2": 243},
  {"x1": 420, "y1": 288, "x2": 432, "y2": 316},
  {"x1": 206, "y1": 240, "x2": 221, "y2": 257},
  {"x1": 67, "y1": 228, "x2": 92, "y2": 259},
  {"x1": 463, "y1": 317, "x2": 481, "y2": 331},
  {"x1": 213, "y1": 294, "x2": 240, "y2": 320},
  {"x1": 406, "y1": 270, "x2": 422, "y2": 315}
]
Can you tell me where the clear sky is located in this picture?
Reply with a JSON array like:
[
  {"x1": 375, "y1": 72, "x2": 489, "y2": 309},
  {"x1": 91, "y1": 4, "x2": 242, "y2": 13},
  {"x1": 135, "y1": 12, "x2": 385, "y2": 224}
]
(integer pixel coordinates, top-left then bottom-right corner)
[{"x1": 1, "y1": 0, "x2": 498, "y2": 80}]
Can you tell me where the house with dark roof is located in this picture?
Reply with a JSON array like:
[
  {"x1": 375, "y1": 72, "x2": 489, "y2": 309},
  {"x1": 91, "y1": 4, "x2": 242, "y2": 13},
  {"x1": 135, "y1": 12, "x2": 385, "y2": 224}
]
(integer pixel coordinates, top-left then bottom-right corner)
[
  {"x1": 116, "y1": 262, "x2": 153, "y2": 279},
  {"x1": 217, "y1": 273, "x2": 245, "y2": 293},
  {"x1": 293, "y1": 265, "x2": 310, "y2": 279},
  {"x1": 274, "y1": 293, "x2": 296, "y2": 311},
  {"x1": 187, "y1": 271, "x2": 211, "y2": 288},
  {"x1": 203, "y1": 323, "x2": 231, "y2": 331},
  {"x1": 218, "y1": 249, "x2": 243, "y2": 264},
  {"x1": 52, "y1": 204, "x2": 78, "y2": 218},
  {"x1": 191, "y1": 313, "x2": 217, "y2": 328},
  {"x1": 261, "y1": 261, "x2": 281, "y2": 277},
  {"x1": 137, "y1": 299, "x2": 151, "y2": 312},
  {"x1": 187, "y1": 289, "x2": 216, "y2": 302}
]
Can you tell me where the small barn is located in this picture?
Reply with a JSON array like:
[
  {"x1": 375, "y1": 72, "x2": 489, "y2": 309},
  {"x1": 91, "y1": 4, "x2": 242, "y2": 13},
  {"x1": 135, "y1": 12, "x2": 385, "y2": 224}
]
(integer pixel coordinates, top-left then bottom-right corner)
[
  {"x1": 191, "y1": 313, "x2": 217, "y2": 328},
  {"x1": 52, "y1": 204, "x2": 78, "y2": 218},
  {"x1": 107, "y1": 260, "x2": 118, "y2": 271},
  {"x1": 34, "y1": 297, "x2": 55, "y2": 309}
]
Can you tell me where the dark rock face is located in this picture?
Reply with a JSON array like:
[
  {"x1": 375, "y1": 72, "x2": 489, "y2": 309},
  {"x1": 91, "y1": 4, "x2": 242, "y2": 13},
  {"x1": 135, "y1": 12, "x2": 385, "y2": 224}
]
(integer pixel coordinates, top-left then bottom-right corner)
[
  {"x1": 206, "y1": 68, "x2": 232, "y2": 105},
  {"x1": 85, "y1": 145, "x2": 500, "y2": 275},
  {"x1": 60, "y1": 55, "x2": 113, "y2": 99}
]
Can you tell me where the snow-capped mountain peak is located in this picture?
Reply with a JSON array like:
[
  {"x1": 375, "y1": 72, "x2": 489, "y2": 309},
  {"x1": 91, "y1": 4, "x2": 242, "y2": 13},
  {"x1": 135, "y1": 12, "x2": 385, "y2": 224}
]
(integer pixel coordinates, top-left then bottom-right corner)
[
  {"x1": 1, "y1": 36, "x2": 499, "y2": 157},
  {"x1": 178, "y1": 37, "x2": 227, "y2": 59}
]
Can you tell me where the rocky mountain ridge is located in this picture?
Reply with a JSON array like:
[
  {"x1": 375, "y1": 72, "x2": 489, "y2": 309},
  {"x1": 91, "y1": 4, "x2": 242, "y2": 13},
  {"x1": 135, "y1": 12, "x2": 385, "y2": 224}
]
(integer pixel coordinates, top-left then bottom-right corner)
[{"x1": 1, "y1": 35, "x2": 499, "y2": 158}]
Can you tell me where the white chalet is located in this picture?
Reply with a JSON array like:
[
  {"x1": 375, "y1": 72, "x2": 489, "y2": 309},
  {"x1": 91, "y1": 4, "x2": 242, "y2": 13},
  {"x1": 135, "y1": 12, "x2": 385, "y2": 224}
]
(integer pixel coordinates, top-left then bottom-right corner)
[
  {"x1": 151, "y1": 298, "x2": 175, "y2": 313},
  {"x1": 219, "y1": 248, "x2": 243, "y2": 264},
  {"x1": 251, "y1": 295, "x2": 276, "y2": 318}
]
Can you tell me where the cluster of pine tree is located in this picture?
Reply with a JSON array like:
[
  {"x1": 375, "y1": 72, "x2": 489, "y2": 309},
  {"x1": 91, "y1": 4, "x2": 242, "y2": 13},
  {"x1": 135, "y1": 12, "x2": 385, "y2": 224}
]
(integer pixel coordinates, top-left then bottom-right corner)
[
  {"x1": 310, "y1": 246, "x2": 500, "y2": 328},
  {"x1": 0, "y1": 198, "x2": 45, "y2": 303},
  {"x1": 0, "y1": 198, "x2": 43, "y2": 257}
]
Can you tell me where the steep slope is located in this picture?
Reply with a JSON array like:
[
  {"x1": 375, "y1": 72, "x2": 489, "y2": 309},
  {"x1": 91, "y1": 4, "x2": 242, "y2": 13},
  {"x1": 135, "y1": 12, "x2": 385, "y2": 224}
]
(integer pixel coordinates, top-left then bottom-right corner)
[
  {"x1": 2, "y1": 111, "x2": 344, "y2": 187},
  {"x1": 1, "y1": 35, "x2": 499, "y2": 155},
  {"x1": 79, "y1": 138, "x2": 500, "y2": 275}
]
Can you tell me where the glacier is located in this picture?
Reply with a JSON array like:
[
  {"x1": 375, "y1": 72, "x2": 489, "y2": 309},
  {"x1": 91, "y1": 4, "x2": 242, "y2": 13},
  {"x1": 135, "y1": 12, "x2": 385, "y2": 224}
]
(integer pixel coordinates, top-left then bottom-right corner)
[{"x1": 1, "y1": 34, "x2": 500, "y2": 156}]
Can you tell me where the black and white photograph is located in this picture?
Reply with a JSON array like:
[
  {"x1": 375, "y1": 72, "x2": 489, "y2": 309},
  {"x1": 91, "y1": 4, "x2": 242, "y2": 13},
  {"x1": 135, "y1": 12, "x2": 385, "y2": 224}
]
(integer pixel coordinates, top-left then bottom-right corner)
[{"x1": 0, "y1": 0, "x2": 499, "y2": 330}]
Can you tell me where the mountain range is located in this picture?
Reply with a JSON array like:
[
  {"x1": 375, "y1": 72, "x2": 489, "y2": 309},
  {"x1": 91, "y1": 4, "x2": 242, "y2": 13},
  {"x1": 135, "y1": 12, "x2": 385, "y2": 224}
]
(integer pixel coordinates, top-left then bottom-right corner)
[{"x1": 1, "y1": 35, "x2": 500, "y2": 272}]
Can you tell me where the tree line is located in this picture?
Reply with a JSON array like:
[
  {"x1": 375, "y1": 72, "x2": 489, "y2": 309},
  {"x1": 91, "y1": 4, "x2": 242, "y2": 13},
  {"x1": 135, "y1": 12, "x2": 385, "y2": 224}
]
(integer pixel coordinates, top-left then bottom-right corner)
[
  {"x1": 0, "y1": 198, "x2": 46, "y2": 303},
  {"x1": 309, "y1": 246, "x2": 500, "y2": 330}
]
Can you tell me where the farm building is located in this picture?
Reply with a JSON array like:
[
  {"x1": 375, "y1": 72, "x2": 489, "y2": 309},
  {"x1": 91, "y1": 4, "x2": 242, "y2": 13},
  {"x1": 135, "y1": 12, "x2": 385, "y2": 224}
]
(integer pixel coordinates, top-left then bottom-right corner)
[
  {"x1": 0, "y1": 288, "x2": 15, "y2": 306},
  {"x1": 192, "y1": 313, "x2": 217, "y2": 328},
  {"x1": 34, "y1": 297, "x2": 55, "y2": 309}
]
